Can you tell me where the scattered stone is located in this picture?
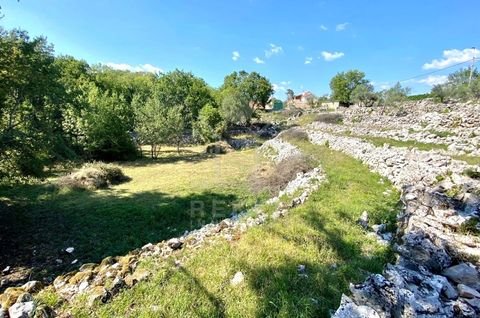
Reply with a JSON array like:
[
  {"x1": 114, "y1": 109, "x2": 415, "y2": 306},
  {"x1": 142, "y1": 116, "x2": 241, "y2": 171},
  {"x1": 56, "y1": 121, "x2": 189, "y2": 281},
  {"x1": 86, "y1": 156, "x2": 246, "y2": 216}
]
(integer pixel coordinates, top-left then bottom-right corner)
[
  {"x1": 65, "y1": 247, "x2": 74, "y2": 254},
  {"x1": 71, "y1": 259, "x2": 78, "y2": 265},
  {"x1": 87, "y1": 286, "x2": 110, "y2": 306},
  {"x1": 15, "y1": 292, "x2": 32, "y2": 303},
  {"x1": 20, "y1": 281, "x2": 42, "y2": 294},
  {"x1": 8, "y1": 301, "x2": 35, "y2": 318},
  {"x1": 55, "y1": 259, "x2": 63, "y2": 264},
  {"x1": 1, "y1": 267, "x2": 10, "y2": 275},
  {"x1": 458, "y1": 284, "x2": 480, "y2": 299},
  {"x1": 443, "y1": 263, "x2": 480, "y2": 287},
  {"x1": 124, "y1": 268, "x2": 151, "y2": 287},
  {"x1": 167, "y1": 238, "x2": 183, "y2": 250},
  {"x1": 332, "y1": 294, "x2": 381, "y2": 318},
  {"x1": 230, "y1": 272, "x2": 244, "y2": 286},
  {"x1": 357, "y1": 211, "x2": 369, "y2": 229}
]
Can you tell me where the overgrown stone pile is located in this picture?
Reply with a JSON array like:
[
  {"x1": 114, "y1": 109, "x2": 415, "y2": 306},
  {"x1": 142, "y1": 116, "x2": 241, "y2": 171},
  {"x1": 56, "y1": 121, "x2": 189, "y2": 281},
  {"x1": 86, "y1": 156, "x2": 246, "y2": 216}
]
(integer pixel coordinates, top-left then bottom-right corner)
[{"x1": 306, "y1": 129, "x2": 480, "y2": 317}]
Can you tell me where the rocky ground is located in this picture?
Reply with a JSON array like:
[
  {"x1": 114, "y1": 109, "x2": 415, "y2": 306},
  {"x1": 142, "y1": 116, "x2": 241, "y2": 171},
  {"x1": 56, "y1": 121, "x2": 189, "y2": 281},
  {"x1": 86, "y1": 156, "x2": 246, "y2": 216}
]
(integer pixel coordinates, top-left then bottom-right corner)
[
  {"x1": 304, "y1": 100, "x2": 480, "y2": 317},
  {"x1": 338, "y1": 99, "x2": 480, "y2": 156}
]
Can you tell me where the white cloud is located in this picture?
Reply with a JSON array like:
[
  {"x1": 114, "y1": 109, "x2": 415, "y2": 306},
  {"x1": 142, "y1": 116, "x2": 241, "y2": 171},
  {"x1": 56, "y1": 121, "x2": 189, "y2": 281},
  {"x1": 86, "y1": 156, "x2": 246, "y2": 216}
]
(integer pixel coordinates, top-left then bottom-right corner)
[
  {"x1": 372, "y1": 81, "x2": 392, "y2": 90},
  {"x1": 265, "y1": 43, "x2": 283, "y2": 58},
  {"x1": 417, "y1": 75, "x2": 448, "y2": 86},
  {"x1": 423, "y1": 48, "x2": 479, "y2": 70},
  {"x1": 273, "y1": 81, "x2": 291, "y2": 93},
  {"x1": 253, "y1": 57, "x2": 265, "y2": 64},
  {"x1": 320, "y1": 51, "x2": 345, "y2": 61},
  {"x1": 335, "y1": 23, "x2": 349, "y2": 31},
  {"x1": 104, "y1": 62, "x2": 163, "y2": 74},
  {"x1": 304, "y1": 57, "x2": 313, "y2": 65},
  {"x1": 320, "y1": 25, "x2": 328, "y2": 31},
  {"x1": 232, "y1": 51, "x2": 240, "y2": 61}
]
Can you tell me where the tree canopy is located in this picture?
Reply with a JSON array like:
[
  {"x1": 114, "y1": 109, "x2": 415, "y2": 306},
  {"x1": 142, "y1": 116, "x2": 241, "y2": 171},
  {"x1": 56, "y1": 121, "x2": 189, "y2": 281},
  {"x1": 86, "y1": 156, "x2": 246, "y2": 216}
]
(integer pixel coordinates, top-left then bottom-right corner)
[{"x1": 329, "y1": 70, "x2": 368, "y2": 105}]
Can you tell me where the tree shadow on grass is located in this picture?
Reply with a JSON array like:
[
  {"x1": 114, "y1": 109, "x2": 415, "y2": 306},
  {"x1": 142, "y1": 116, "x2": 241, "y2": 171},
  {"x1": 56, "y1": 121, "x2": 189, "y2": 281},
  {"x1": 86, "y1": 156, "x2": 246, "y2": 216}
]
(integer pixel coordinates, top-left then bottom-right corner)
[{"x1": 0, "y1": 183, "x2": 239, "y2": 292}]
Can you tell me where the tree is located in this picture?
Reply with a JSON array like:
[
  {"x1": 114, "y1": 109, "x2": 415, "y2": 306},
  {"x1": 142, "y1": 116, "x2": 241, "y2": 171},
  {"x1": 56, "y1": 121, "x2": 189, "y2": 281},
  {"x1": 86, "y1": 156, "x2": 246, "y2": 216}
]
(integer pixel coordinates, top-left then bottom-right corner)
[
  {"x1": 0, "y1": 28, "x2": 68, "y2": 178},
  {"x1": 431, "y1": 84, "x2": 447, "y2": 103},
  {"x1": 154, "y1": 70, "x2": 214, "y2": 126},
  {"x1": 193, "y1": 104, "x2": 224, "y2": 143},
  {"x1": 286, "y1": 89, "x2": 295, "y2": 101},
  {"x1": 84, "y1": 88, "x2": 137, "y2": 161},
  {"x1": 381, "y1": 82, "x2": 411, "y2": 107},
  {"x1": 220, "y1": 71, "x2": 273, "y2": 110},
  {"x1": 329, "y1": 70, "x2": 368, "y2": 105},
  {"x1": 220, "y1": 88, "x2": 252, "y2": 125},
  {"x1": 351, "y1": 83, "x2": 377, "y2": 107}
]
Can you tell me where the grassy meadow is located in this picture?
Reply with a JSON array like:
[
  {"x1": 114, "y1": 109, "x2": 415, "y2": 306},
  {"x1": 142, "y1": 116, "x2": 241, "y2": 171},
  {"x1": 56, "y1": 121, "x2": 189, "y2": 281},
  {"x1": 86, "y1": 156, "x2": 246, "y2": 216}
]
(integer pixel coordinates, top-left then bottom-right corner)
[
  {"x1": 0, "y1": 147, "x2": 265, "y2": 286},
  {"x1": 60, "y1": 141, "x2": 400, "y2": 317}
]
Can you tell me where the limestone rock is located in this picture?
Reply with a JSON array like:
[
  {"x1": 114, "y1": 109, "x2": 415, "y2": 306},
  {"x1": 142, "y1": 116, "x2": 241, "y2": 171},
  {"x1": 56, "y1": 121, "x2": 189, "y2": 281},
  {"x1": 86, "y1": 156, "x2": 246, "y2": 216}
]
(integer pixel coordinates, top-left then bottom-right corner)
[
  {"x1": 167, "y1": 238, "x2": 183, "y2": 250},
  {"x1": 333, "y1": 294, "x2": 381, "y2": 318},
  {"x1": 87, "y1": 286, "x2": 111, "y2": 307},
  {"x1": 457, "y1": 284, "x2": 480, "y2": 299},
  {"x1": 8, "y1": 301, "x2": 35, "y2": 318},
  {"x1": 230, "y1": 272, "x2": 244, "y2": 286},
  {"x1": 124, "y1": 268, "x2": 151, "y2": 287},
  {"x1": 21, "y1": 281, "x2": 43, "y2": 294},
  {"x1": 443, "y1": 263, "x2": 479, "y2": 287}
]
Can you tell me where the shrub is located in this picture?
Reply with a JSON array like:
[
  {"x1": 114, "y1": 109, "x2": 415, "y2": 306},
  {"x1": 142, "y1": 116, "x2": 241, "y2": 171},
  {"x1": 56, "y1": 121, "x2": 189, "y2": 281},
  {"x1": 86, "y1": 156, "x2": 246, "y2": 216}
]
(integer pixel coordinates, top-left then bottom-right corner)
[
  {"x1": 249, "y1": 154, "x2": 314, "y2": 196},
  {"x1": 314, "y1": 113, "x2": 344, "y2": 124},
  {"x1": 464, "y1": 168, "x2": 480, "y2": 180},
  {"x1": 205, "y1": 141, "x2": 234, "y2": 154},
  {"x1": 57, "y1": 162, "x2": 129, "y2": 190},
  {"x1": 280, "y1": 128, "x2": 309, "y2": 141}
]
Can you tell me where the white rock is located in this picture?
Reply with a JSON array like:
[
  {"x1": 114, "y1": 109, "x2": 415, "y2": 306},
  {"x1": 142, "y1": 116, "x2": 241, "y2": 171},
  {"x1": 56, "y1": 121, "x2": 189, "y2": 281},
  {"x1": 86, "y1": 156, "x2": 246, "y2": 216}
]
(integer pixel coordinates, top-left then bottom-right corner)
[
  {"x1": 8, "y1": 301, "x2": 35, "y2": 318},
  {"x1": 230, "y1": 271, "x2": 244, "y2": 286},
  {"x1": 65, "y1": 247, "x2": 75, "y2": 254}
]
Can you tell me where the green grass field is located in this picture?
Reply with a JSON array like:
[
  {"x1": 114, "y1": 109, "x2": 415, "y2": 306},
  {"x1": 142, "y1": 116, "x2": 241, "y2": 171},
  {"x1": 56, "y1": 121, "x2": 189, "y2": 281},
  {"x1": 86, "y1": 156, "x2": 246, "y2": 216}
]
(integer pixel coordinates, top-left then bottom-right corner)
[
  {"x1": 61, "y1": 141, "x2": 400, "y2": 317},
  {"x1": 0, "y1": 147, "x2": 265, "y2": 286}
]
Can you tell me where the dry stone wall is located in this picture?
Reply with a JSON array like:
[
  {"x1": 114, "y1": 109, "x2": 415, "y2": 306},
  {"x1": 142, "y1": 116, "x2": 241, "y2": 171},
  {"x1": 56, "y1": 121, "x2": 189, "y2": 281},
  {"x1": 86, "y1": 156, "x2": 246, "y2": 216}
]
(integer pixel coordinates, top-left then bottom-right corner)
[{"x1": 307, "y1": 129, "x2": 480, "y2": 317}]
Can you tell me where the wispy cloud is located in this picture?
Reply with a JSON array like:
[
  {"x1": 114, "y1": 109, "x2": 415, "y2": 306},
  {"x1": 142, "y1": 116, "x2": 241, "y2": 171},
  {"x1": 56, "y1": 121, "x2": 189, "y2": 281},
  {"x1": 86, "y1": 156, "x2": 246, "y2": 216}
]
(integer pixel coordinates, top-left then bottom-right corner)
[
  {"x1": 320, "y1": 51, "x2": 345, "y2": 62},
  {"x1": 265, "y1": 43, "x2": 283, "y2": 58},
  {"x1": 104, "y1": 62, "x2": 163, "y2": 74},
  {"x1": 371, "y1": 81, "x2": 392, "y2": 90},
  {"x1": 416, "y1": 75, "x2": 449, "y2": 86},
  {"x1": 423, "y1": 48, "x2": 479, "y2": 70},
  {"x1": 232, "y1": 51, "x2": 240, "y2": 61},
  {"x1": 253, "y1": 57, "x2": 265, "y2": 64},
  {"x1": 273, "y1": 81, "x2": 291, "y2": 93},
  {"x1": 335, "y1": 22, "x2": 349, "y2": 31},
  {"x1": 320, "y1": 25, "x2": 328, "y2": 31},
  {"x1": 304, "y1": 57, "x2": 313, "y2": 65}
]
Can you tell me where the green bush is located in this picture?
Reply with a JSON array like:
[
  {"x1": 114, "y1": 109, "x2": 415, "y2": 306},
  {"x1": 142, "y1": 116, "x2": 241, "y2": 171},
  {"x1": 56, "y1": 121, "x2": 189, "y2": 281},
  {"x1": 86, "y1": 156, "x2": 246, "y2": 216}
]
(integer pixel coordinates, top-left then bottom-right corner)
[
  {"x1": 193, "y1": 104, "x2": 225, "y2": 143},
  {"x1": 315, "y1": 113, "x2": 344, "y2": 124}
]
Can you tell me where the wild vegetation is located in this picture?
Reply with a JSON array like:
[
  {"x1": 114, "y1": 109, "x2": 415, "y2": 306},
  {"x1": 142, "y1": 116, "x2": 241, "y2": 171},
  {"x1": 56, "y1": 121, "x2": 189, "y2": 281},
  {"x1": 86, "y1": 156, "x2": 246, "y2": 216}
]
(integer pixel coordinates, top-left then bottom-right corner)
[{"x1": 0, "y1": 27, "x2": 273, "y2": 181}]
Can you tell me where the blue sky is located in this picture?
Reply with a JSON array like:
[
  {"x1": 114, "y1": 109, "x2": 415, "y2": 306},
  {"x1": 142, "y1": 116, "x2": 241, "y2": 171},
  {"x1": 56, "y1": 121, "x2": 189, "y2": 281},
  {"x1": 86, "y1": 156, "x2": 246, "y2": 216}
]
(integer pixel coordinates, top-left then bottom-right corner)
[{"x1": 2, "y1": 0, "x2": 479, "y2": 97}]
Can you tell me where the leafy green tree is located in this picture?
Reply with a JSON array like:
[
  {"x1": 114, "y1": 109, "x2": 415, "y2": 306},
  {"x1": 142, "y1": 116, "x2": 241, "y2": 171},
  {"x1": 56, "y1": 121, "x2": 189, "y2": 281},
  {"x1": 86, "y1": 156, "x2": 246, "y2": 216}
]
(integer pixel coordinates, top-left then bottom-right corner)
[
  {"x1": 193, "y1": 104, "x2": 224, "y2": 143},
  {"x1": 381, "y1": 82, "x2": 411, "y2": 107},
  {"x1": 351, "y1": 83, "x2": 377, "y2": 107},
  {"x1": 221, "y1": 88, "x2": 252, "y2": 125},
  {"x1": 221, "y1": 71, "x2": 273, "y2": 109},
  {"x1": 431, "y1": 84, "x2": 447, "y2": 103},
  {"x1": 84, "y1": 88, "x2": 137, "y2": 160},
  {"x1": 0, "y1": 28, "x2": 68, "y2": 178},
  {"x1": 329, "y1": 70, "x2": 368, "y2": 105},
  {"x1": 154, "y1": 70, "x2": 214, "y2": 126}
]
